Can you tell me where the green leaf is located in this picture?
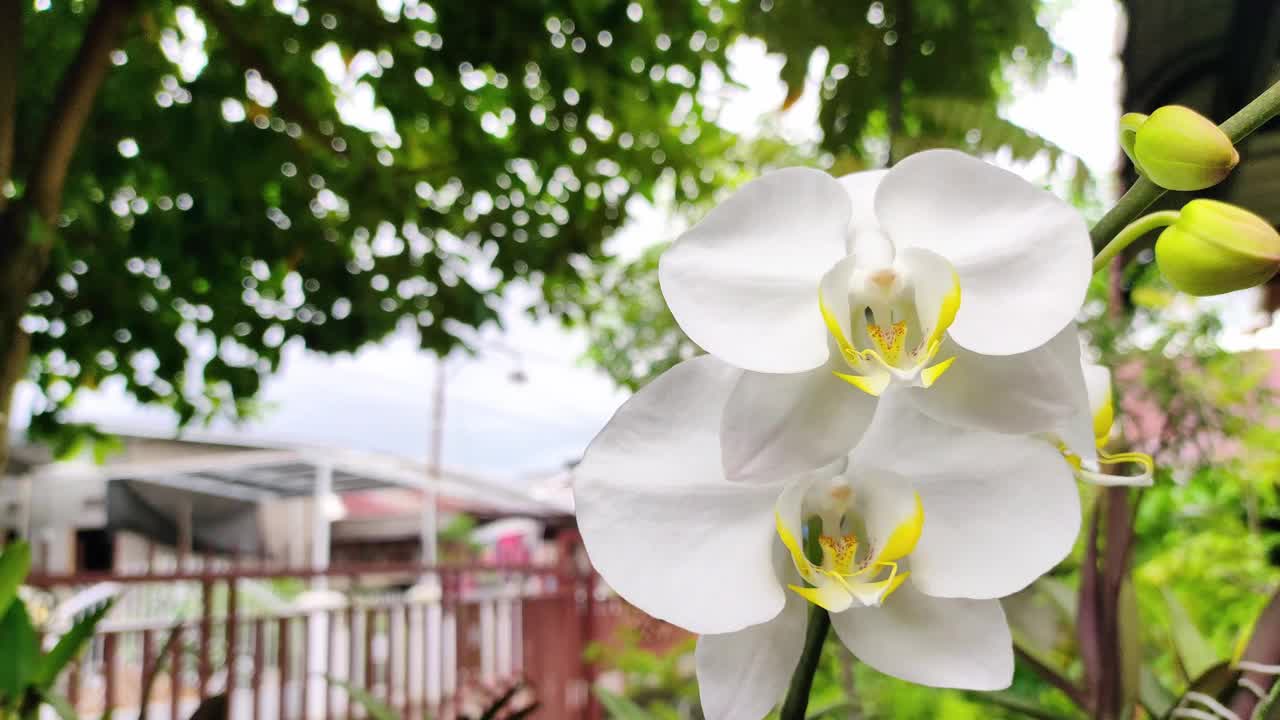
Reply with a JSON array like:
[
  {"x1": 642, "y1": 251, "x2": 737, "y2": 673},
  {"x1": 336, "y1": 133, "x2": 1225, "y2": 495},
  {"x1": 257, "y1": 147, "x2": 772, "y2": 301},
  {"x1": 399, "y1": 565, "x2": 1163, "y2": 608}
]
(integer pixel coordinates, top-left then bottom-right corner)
[
  {"x1": 1037, "y1": 576, "x2": 1079, "y2": 619},
  {"x1": 1255, "y1": 674, "x2": 1280, "y2": 720},
  {"x1": 805, "y1": 700, "x2": 857, "y2": 719},
  {"x1": 965, "y1": 691, "x2": 1082, "y2": 720},
  {"x1": 1138, "y1": 668, "x2": 1176, "y2": 719},
  {"x1": 0, "y1": 542, "x2": 31, "y2": 621},
  {"x1": 324, "y1": 676, "x2": 397, "y2": 720},
  {"x1": 1163, "y1": 588, "x2": 1219, "y2": 682},
  {"x1": 1119, "y1": 579, "x2": 1142, "y2": 713},
  {"x1": 1163, "y1": 662, "x2": 1238, "y2": 720},
  {"x1": 592, "y1": 686, "x2": 651, "y2": 720},
  {"x1": 0, "y1": 601, "x2": 40, "y2": 697},
  {"x1": 39, "y1": 690, "x2": 80, "y2": 720},
  {"x1": 34, "y1": 601, "x2": 114, "y2": 691}
]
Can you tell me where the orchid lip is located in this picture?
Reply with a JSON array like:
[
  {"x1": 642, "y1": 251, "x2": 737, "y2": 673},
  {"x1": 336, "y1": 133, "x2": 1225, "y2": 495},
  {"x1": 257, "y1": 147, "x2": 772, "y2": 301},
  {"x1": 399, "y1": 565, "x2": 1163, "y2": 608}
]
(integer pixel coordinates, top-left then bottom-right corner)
[
  {"x1": 1049, "y1": 386, "x2": 1156, "y2": 487},
  {"x1": 777, "y1": 474, "x2": 925, "y2": 613},
  {"x1": 819, "y1": 251, "x2": 962, "y2": 397}
]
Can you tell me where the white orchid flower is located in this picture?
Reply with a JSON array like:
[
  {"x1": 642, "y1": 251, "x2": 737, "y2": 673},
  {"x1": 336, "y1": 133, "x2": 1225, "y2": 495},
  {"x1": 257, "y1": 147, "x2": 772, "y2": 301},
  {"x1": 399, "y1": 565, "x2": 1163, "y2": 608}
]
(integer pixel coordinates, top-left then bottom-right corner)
[
  {"x1": 574, "y1": 356, "x2": 1082, "y2": 720},
  {"x1": 659, "y1": 150, "x2": 1093, "y2": 480},
  {"x1": 1051, "y1": 359, "x2": 1156, "y2": 486}
]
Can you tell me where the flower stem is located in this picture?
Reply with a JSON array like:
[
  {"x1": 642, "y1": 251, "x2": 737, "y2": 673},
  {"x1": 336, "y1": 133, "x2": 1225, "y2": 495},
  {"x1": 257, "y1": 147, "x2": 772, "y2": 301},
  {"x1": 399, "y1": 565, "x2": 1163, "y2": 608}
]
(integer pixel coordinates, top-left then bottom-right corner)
[
  {"x1": 779, "y1": 516, "x2": 833, "y2": 720},
  {"x1": 779, "y1": 604, "x2": 831, "y2": 720},
  {"x1": 1089, "y1": 79, "x2": 1280, "y2": 251},
  {"x1": 1090, "y1": 210, "x2": 1180, "y2": 273}
]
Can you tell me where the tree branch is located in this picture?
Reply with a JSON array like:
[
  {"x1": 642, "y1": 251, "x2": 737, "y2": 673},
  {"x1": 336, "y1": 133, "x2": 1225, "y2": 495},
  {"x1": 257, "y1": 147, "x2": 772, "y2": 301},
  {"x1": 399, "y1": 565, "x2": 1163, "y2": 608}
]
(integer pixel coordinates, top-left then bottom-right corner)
[
  {"x1": 25, "y1": 0, "x2": 135, "y2": 222},
  {"x1": 0, "y1": 0, "x2": 21, "y2": 209}
]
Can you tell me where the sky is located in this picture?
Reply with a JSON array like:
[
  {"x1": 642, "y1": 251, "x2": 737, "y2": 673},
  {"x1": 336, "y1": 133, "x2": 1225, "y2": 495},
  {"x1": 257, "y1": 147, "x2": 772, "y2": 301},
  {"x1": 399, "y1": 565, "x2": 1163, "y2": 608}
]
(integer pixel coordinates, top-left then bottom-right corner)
[{"x1": 20, "y1": 0, "x2": 1233, "y2": 486}]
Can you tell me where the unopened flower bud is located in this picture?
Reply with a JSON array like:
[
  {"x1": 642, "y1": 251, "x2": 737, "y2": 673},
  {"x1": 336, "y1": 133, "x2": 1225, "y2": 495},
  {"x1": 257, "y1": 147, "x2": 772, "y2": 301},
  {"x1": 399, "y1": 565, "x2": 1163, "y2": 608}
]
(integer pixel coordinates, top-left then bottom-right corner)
[
  {"x1": 1122, "y1": 106, "x2": 1239, "y2": 191},
  {"x1": 1155, "y1": 199, "x2": 1280, "y2": 296}
]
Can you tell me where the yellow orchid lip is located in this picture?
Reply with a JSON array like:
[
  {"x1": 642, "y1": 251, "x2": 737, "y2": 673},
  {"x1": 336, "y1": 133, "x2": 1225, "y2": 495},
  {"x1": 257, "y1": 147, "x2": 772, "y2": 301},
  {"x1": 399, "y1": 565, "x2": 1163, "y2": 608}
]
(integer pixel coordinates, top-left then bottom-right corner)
[
  {"x1": 776, "y1": 488, "x2": 925, "y2": 612},
  {"x1": 818, "y1": 261, "x2": 961, "y2": 398},
  {"x1": 1055, "y1": 394, "x2": 1156, "y2": 486}
]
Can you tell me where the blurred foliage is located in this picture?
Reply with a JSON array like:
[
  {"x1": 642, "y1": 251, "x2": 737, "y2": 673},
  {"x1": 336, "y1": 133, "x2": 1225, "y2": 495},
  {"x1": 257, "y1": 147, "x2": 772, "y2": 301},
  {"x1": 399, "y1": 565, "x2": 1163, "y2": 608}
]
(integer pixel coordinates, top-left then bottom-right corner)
[
  {"x1": 587, "y1": 628, "x2": 701, "y2": 719},
  {"x1": 740, "y1": 0, "x2": 1076, "y2": 170},
  {"x1": 7, "y1": 0, "x2": 747, "y2": 454},
  {"x1": 588, "y1": 619, "x2": 1081, "y2": 720},
  {"x1": 2, "y1": 0, "x2": 1089, "y2": 455},
  {"x1": 0, "y1": 542, "x2": 113, "y2": 720}
]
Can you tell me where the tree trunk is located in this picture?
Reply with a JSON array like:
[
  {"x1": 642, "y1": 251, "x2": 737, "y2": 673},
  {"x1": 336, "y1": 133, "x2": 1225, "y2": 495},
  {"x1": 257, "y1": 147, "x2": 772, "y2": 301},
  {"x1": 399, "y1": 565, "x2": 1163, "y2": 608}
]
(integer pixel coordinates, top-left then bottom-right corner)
[
  {"x1": 0, "y1": 0, "x2": 138, "y2": 474},
  {"x1": 0, "y1": 210, "x2": 36, "y2": 474}
]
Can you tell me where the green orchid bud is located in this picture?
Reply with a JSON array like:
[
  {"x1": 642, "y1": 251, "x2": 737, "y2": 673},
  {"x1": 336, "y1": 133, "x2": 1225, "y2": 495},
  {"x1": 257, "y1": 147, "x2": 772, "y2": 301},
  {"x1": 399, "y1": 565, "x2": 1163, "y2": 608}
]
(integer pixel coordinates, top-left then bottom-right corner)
[
  {"x1": 1121, "y1": 106, "x2": 1239, "y2": 191},
  {"x1": 1155, "y1": 199, "x2": 1280, "y2": 296}
]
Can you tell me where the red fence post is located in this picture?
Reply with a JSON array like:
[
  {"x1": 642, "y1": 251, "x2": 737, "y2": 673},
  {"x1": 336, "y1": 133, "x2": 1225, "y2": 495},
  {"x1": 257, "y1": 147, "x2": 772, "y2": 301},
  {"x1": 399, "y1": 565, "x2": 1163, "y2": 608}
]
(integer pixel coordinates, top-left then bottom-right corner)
[
  {"x1": 253, "y1": 618, "x2": 265, "y2": 720},
  {"x1": 103, "y1": 633, "x2": 117, "y2": 712},
  {"x1": 198, "y1": 579, "x2": 212, "y2": 701},
  {"x1": 226, "y1": 577, "x2": 239, "y2": 709},
  {"x1": 581, "y1": 570, "x2": 598, "y2": 720},
  {"x1": 169, "y1": 624, "x2": 182, "y2": 720},
  {"x1": 301, "y1": 613, "x2": 311, "y2": 720},
  {"x1": 278, "y1": 617, "x2": 291, "y2": 720}
]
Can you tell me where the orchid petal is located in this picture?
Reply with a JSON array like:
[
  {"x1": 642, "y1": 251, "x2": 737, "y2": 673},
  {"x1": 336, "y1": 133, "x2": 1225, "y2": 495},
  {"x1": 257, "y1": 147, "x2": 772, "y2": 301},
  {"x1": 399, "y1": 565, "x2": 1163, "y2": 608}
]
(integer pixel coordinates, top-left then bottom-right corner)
[
  {"x1": 898, "y1": 247, "x2": 961, "y2": 351},
  {"x1": 849, "y1": 470, "x2": 924, "y2": 564},
  {"x1": 831, "y1": 581, "x2": 1013, "y2": 690},
  {"x1": 1085, "y1": 361, "x2": 1115, "y2": 444},
  {"x1": 722, "y1": 362, "x2": 875, "y2": 482},
  {"x1": 905, "y1": 325, "x2": 1088, "y2": 436},
  {"x1": 573, "y1": 356, "x2": 786, "y2": 634},
  {"x1": 836, "y1": 169, "x2": 889, "y2": 233},
  {"x1": 695, "y1": 582, "x2": 808, "y2": 720},
  {"x1": 875, "y1": 150, "x2": 1091, "y2": 356},
  {"x1": 659, "y1": 168, "x2": 852, "y2": 373}
]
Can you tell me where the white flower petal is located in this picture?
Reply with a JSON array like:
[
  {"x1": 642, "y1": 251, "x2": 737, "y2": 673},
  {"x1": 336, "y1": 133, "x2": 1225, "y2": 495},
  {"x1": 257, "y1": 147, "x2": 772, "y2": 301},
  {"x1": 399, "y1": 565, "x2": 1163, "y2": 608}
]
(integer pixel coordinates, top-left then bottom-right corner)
[
  {"x1": 819, "y1": 254, "x2": 860, "y2": 350},
  {"x1": 1084, "y1": 362, "x2": 1112, "y2": 420},
  {"x1": 849, "y1": 470, "x2": 923, "y2": 563},
  {"x1": 722, "y1": 362, "x2": 875, "y2": 482},
  {"x1": 905, "y1": 325, "x2": 1087, "y2": 436},
  {"x1": 696, "y1": 591, "x2": 809, "y2": 720},
  {"x1": 906, "y1": 433, "x2": 1080, "y2": 599},
  {"x1": 848, "y1": 388, "x2": 951, "y2": 477},
  {"x1": 659, "y1": 168, "x2": 852, "y2": 373},
  {"x1": 573, "y1": 356, "x2": 786, "y2": 634},
  {"x1": 850, "y1": 391, "x2": 1080, "y2": 599},
  {"x1": 1054, "y1": 355, "x2": 1101, "y2": 463},
  {"x1": 875, "y1": 149, "x2": 1091, "y2": 356},
  {"x1": 831, "y1": 581, "x2": 1013, "y2": 690},
  {"x1": 837, "y1": 169, "x2": 889, "y2": 232},
  {"x1": 897, "y1": 247, "x2": 961, "y2": 348}
]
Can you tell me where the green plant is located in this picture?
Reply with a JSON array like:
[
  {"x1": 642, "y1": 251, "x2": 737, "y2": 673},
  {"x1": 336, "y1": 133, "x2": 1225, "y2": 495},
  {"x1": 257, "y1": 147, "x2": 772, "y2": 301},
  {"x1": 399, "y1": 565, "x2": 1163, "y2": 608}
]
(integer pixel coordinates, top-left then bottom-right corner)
[{"x1": 0, "y1": 542, "x2": 113, "y2": 720}]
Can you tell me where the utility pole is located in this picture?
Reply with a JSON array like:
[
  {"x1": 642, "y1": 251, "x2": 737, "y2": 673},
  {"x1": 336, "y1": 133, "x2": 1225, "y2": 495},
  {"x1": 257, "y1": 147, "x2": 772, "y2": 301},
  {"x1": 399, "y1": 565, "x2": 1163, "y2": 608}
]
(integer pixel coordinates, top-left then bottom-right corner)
[{"x1": 423, "y1": 357, "x2": 445, "y2": 566}]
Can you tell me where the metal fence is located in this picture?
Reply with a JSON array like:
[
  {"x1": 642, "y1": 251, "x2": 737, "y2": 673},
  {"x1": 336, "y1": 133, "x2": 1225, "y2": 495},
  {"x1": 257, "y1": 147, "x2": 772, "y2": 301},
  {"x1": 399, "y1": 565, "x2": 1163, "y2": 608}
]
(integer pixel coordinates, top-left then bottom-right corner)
[{"x1": 25, "y1": 561, "x2": 607, "y2": 720}]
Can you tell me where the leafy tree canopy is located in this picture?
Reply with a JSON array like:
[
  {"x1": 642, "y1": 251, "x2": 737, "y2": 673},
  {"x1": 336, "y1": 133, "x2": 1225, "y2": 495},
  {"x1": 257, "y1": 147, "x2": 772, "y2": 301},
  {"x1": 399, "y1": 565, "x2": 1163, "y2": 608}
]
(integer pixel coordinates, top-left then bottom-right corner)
[
  {"x1": 0, "y1": 0, "x2": 1079, "y2": 466},
  {"x1": 2, "y1": 0, "x2": 741, "y2": 463}
]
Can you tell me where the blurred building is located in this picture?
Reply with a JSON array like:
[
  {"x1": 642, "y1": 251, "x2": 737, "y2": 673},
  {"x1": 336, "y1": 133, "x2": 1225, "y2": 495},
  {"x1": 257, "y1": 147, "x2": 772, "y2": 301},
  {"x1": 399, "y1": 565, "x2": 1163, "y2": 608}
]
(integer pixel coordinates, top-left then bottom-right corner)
[{"x1": 1, "y1": 433, "x2": 574, "y2": 577}]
